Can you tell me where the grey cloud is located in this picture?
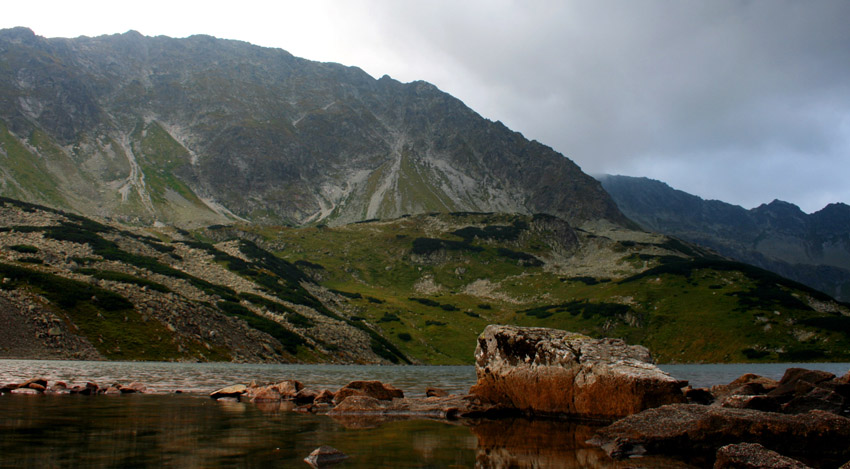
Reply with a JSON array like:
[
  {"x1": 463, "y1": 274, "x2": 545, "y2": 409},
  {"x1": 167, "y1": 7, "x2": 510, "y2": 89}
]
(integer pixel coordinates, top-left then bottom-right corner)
[{"x1": 351, "y1": 0, "x2": 850, "y2": 211}]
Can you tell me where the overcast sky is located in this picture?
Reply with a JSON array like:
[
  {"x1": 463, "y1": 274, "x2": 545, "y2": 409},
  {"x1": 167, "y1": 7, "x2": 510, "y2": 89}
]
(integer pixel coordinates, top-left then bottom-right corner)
[{"x1": 3, "y1": 1, "x2": 849, "y2": 213}]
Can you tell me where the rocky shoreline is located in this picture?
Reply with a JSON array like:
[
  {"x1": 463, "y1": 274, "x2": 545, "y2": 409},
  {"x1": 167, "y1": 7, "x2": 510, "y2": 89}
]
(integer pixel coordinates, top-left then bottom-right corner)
[{"x1": 4, "y1": 324, "x2": 850, "y2": 468}]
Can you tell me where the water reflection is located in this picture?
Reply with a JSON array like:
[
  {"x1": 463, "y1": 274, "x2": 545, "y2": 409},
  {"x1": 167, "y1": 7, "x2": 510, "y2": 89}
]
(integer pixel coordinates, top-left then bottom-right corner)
[{"x1": 0, "y1": 393, "x2": 702, "y2": 468}]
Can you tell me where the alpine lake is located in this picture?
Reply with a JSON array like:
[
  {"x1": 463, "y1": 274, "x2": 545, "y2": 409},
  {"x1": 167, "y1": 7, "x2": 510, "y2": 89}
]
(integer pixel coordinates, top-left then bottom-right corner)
[{"x1": 1, "y1": 360, "x2": 848, "y2": 468}]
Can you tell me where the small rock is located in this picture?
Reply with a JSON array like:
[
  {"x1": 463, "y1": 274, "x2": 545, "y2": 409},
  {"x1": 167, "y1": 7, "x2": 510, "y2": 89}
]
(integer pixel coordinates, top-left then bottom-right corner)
[
  {"x1": 720, "y1": 395, "x2": 780, "y2": 413},
  {"x1": 295, "y1": 388, "x2": 318, "y2": 404},
  {"x1": 274, "y1": 379, "x2": 304, "y2": 399},
  {"x1": 714, "y1": 442, "x2": 811, "y2": 469},
  {"x1": 19, "y1": 378, "x2": 48, "y2": 389},
  {"x1": 315, "y1": 389, "x2": 335, "y2": 404},
  {"x1": 304, "y1": 446, "x2": 349, "y2": 467},
  {"x1": 120, "y1": 382, "x2": 147, "y2": 394},
  {"x1": 425, "y1": 387, "x2": 449, "y2": 398},
  {"x1": 334, "y1": 380, "x2": 403, "y2": 404},
  {"x1": 683, "y1": 386, "x2": 714, "y2": 405},
  {"x1": 251, "y1": 386, "x2": 282, "y2": 403},
  {"x1": 25, "y1": 383, "x2": 46, "y2": 392},
  {"x1": 210, "y1": 384, "x2": 247, "y2": 400}
]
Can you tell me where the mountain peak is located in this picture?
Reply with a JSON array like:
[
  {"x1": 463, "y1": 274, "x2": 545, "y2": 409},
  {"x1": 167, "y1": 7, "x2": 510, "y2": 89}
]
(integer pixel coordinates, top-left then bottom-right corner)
[
  {"x1": 0, "y1": 27, "x2": 38, "y2": 44},
  {"x1": 0, "y1": 29, "x2": 627, "y2": 228}
]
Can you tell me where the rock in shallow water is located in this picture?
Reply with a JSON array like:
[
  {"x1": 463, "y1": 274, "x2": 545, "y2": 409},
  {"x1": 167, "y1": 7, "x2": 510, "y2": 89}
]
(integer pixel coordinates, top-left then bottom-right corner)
[
  {"x1": 468, "y1": 324, "x2": 686, "y2": 419},
  {"x1": 304, "y1": 445, "x2": 348, "y2": 467},
  {"x1": 210, "y1": 384, "x2": 247, "y2": 400}
]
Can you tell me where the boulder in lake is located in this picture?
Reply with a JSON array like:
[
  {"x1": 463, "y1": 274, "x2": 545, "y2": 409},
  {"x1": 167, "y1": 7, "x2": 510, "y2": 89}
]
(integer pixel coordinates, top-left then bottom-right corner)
[
  {"x1": 468, "y1": 325, "x2": 686, "y2": 419},
  {"x1": 588, "y1": 403, "x2": 850, "y2": 466},
  {"x1": 333, "y1": 380, "x2": 404, "y2": 404}
]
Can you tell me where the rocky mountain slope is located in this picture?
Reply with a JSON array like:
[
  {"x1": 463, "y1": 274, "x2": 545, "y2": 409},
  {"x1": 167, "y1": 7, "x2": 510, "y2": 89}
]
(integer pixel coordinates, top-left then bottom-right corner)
[
  {"x1": 598, "y1": 174, "x2": 850, "y2": 302},
  {"x1": 2, "y1": 196, "x2": 849, "y2": 364},
  {"x1": 0, "y1": 27, "x2": 624, "y2": 228}
]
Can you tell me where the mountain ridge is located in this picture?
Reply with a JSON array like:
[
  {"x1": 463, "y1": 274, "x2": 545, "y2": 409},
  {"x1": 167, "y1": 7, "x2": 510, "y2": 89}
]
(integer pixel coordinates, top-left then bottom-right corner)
[
  {"x1": 0, "y1": 27, "x2": 625, "y2": 228},
  {"x1": 598, "y1": 174, "x2": 850, "y2": 301},
  {"x1": 3, "y1": 195, "x2": 849, "y2": 364}
]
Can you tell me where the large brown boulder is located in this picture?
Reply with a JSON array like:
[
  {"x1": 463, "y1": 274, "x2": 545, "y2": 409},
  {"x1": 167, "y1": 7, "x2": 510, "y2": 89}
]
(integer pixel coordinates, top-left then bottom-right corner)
[
  {"x1": 468, "y1": 325, "x2": 686, "y2": 419},
  {"x1": 589, "y1": 403, "x2": 850, "y2": 466}
]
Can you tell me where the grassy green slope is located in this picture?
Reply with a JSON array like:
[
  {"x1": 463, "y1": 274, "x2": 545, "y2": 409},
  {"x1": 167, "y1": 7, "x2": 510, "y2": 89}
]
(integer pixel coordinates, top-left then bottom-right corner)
[{"x1": 233, "y1": 213, "x2": 850, "y2": 364}]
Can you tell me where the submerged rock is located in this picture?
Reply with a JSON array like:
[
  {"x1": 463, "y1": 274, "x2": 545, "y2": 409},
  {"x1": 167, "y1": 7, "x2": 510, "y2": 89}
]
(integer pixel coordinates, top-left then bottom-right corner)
[
  {"x1": 304, "y1": 445, "x2": 348, "y2": 467},
  {"x1": 468, "y1": 325, "x2": 686, "y2": 419}
]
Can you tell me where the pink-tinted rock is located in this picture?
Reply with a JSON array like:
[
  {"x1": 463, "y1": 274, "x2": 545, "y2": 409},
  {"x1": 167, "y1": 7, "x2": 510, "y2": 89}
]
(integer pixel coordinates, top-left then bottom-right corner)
[{"x1": 469, "y1": 325, "x2": 686, "y2": 419}]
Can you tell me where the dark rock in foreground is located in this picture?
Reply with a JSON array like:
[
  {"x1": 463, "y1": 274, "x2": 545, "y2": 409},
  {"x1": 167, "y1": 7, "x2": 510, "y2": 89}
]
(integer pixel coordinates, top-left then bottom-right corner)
[
  {"x1": 588, "y1": 403, "x2": 850, "y2": 466},
  {"x1": 714, "y1": 442, "x2": 812, "y2": 469},
  {"x1": 469, "y1": 325, "x2": 686, "y2": 420}
]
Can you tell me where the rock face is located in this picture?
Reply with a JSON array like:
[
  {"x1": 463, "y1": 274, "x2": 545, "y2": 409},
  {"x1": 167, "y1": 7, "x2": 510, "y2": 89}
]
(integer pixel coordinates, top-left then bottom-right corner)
[
  {"x1": 468, "y1": 325, "x2": 686, "y2": 419},
  {"x1": 589, "y1": 404, "x2": 850, "y2": 466},
  {"x1": 598, "y1": 174, "x2": 850, "y2": 302},
  {"x1": 0, "y1": 27, "x2": 627, "y2": 229}
]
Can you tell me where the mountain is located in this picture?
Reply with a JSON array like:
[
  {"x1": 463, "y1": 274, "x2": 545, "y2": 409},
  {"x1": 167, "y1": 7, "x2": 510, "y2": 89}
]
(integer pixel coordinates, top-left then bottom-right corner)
[
  {"x1": 597, "y1": 174, "x2": 850, "y2": 302},
  {"x1": 3, "y1": 196, "x2": 849, "y2": 364},
  {"x1": 0, "y1": 27, "x2": 624, "y2": 228}
]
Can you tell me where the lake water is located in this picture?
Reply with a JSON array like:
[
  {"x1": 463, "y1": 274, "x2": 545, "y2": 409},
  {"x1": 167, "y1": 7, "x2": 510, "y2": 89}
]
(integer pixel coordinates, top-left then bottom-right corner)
[{"x1": 1, "y1": 360, "x2": 848, "y2": 468}]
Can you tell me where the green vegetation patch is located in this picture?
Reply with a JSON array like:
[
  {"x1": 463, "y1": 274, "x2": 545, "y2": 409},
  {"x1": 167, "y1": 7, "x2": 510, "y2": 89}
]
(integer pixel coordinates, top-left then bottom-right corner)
[
  {"x1": 0, "y1": 262, "x2": 184, "y2": 360},
  {"x1": 9, "y1": 244, "x2": 39, "y2": 254},
  {"x1": 521, "y1": 300, "x2": 632, "y2": 320},
  {"x1": 451, "y1": 221, "x2": 527, "y2": 243},
  {"x1": 411, "y1": 238, "x2": 483, "y2": 256},
  {"x1": 216, "y1": 300, "x2": 304, "y2": 354}
]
